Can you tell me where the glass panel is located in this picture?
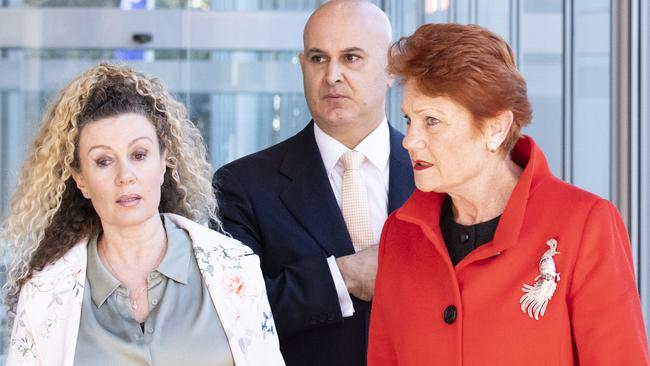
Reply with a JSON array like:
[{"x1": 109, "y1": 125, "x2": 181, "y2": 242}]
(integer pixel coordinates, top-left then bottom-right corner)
[
  {"x1": 424, "y1": 0, "x2": 451, "y2": 23},
  {"x1": 571, "y1": 0, "x2": 611, "y2": 199},
  {"x1": 641, "y1": 0, "x2": 650, "y2": 342},
  {"x1": 0, "y1": 50, "x2": 307, "y2": 206},
  {"x1": 519, "y1": 0, "x2": 563, "y2": 177},
  {"x1": 476, "y1": 0, "x2": 510, "y2": 42}
]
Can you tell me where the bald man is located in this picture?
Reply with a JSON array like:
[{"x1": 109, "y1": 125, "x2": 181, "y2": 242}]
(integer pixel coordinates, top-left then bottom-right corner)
[{"x1": 212, "y1": 1, "x2": 414, "y2": 364}]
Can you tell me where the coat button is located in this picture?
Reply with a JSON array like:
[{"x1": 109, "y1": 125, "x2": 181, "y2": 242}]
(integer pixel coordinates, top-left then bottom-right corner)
[{"x1": 443, "y1": 305, "x2": 457, "y2": 324}]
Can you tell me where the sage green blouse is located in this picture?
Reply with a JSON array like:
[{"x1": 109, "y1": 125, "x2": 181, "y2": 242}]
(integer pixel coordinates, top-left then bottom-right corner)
[{"x1": 74, "y1": 216, "x2": 234, "y2": 366}]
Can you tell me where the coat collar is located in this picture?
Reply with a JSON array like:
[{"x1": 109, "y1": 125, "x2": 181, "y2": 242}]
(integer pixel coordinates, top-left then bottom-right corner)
[
  {"x1": 395, "y1": 135, "x2": 553, "y2": 269},
  {"x1": 278, "y1": 121, "x2": 414, "y2": 257},
  {"x1": 162, "y1": 214, "x2": 283, "y2": 365}
]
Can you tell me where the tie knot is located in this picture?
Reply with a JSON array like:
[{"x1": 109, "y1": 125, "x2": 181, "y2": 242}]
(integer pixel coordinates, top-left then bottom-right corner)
[{"x1": 340, "y1": 150, "x2": 365, "y2": 170}]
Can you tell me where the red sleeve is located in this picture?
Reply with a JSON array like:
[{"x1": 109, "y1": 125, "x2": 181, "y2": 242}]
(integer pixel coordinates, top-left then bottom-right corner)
[
  {"x1": 568, "y1": 199, "x2": 649, "y2": 365},
  {"x1": 367, "y1": 213, "x2": 398, "y2": 365}
]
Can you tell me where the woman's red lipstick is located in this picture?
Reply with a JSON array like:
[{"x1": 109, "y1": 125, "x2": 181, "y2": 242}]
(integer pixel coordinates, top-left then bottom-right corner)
[{"x1": 413, "y1": 160, "x2": 433, "y2": 171}]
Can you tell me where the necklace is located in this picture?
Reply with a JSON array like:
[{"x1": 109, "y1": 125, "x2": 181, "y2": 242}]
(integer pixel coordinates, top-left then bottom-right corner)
[
  {"x1": 99, "y1": 239, "x2": 167, "y2": 311},
  {"x1": 128, "y1": 285, "x2": 148, "y2": 310}
]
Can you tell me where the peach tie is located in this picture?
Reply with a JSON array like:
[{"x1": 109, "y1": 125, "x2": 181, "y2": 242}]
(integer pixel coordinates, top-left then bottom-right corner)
[{"x1": 340, "y1": 150, "x2": 374, "y2": 252}]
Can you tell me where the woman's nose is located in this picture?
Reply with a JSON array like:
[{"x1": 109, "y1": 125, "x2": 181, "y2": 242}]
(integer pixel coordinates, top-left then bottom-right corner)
[
  {"x1": 115, "y1": 163, "x2": 136, "y2": 185},
  {"x1": 402, "y1": 126, "x2": 426, "y2": 151}
]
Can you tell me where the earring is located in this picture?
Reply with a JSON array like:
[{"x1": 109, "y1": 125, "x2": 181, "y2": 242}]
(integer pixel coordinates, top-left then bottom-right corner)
[{"x1": 488, "y1": 143, "x2": 497, "y2": 153}]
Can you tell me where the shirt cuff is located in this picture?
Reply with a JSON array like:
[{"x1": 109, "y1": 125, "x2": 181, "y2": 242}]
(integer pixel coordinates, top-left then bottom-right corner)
[{"x1": 327, "y1": 256, "x2": 355, "y2": 317}]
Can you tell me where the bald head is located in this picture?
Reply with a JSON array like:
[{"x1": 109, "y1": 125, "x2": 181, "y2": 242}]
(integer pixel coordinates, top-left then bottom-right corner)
[
  {"x1": 304, "y1": 0, "x2": 392, "y2": 49},
  {"x1": 299, "y1": 0, "x2": 394, "y2": 148}
]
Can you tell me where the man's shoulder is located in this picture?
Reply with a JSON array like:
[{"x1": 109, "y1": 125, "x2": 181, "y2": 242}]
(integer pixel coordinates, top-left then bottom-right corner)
[
  {"x1": 219, "y1": 134, "x2": 295, "y2": 175},
  {"x1": 216, "y1": 123, "x2": 314, "y2": 179},
  {"x1": 240, "y1": 137, "x2": 294, "y2": 163}
]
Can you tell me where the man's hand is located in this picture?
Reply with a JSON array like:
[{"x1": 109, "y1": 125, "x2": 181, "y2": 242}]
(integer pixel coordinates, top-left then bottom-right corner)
[{"x1": 336, "y1": 245, "x2": 379, "y2": 301}]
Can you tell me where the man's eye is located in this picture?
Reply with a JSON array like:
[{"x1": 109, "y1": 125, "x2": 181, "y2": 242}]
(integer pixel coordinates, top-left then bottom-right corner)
[
  {"x1": 344, "y1": 54, "x2": 360, "y2": 63},
  {"x1": 403, "y1": 115, "x2": 411, "y2": 126},
  {"x1": 310, "y1": 55, "x2": 326, "y2": 63}
]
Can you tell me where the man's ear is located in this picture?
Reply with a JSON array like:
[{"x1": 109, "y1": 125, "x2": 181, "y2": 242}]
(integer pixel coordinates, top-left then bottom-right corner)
[
  {"x1": 484, "y1": 110, "x2": 514, "y2": 152},
  {"x1": 299, "y1": 52, "x2": 306, "y2": 71},
  {"x1": 71, "y1": 170, "x2": 90, "y2": 198}
]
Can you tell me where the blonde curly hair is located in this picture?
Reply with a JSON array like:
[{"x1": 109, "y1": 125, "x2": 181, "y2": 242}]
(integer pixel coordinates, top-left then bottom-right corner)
[{"x1": 2, "y1": 63, "x2": 220, "y2": 313}]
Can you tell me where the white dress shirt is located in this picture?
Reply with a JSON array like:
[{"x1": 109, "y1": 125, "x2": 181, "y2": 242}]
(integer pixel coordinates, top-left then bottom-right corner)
[{"x1": 313, "y1": 119, "x2": 390, "y2": 317}]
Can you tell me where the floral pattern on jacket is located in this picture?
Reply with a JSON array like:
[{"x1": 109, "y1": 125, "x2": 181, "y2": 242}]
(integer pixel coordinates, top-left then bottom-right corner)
[{"x1": 7, "y1": 213, "x2": 285, "y2": 366}]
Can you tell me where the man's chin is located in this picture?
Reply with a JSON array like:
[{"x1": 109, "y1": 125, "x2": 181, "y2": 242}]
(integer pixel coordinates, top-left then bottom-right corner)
[{"x1": 316, "y1": 112, "x2": 356, "y2": 126}]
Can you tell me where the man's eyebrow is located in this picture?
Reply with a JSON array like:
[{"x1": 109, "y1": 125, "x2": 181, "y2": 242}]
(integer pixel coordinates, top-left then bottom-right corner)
[
  {"x1": 305, "y1": 47, "x2": 367, "y2": 54},
  {"x1": 306, "y1": 48, "x2": 326, "y2": 54},
  {"x1": 341, "y1": 47, "x2": 366, "y2": 54}
]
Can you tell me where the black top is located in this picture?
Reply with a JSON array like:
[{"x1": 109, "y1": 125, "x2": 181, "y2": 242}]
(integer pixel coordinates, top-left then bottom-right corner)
[{"x1": 440, "y1": 196, "x2": 501, "y2": 265}]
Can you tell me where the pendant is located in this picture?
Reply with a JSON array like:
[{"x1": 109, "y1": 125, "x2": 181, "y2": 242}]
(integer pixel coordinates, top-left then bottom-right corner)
[{"x1": 132, "y1": 299, "x2": 139, "y2": 310}]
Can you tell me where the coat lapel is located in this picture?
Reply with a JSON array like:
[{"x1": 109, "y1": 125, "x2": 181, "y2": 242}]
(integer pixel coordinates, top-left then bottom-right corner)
[
  {"x1": 8, "y1": 242, "x2": 87, "y2": 366},
  {"x1": 166, "y1": 214, "x2": 284, "y2": 366},
  {"x1": 278, "y1": 122, "x2": 355, "y2": 257}
]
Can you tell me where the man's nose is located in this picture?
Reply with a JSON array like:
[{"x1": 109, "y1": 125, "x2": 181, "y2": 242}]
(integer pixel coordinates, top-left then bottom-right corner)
[{"x1": 325, "y1": 61, "x2": 342, "y2": 85}]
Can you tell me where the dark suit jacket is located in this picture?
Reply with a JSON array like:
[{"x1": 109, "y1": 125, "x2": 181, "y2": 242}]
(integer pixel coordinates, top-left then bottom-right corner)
[{"x1": 212, "y1": 121, "x2": 414, "y2": 366}]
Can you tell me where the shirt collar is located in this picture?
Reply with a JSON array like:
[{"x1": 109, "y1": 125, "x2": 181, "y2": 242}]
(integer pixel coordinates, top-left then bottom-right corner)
[
  {"x1": 313, "y1": 118, "x2": 390, "y2": 174},
  {"x1": 157, "y1": 215, "x2": 192, "y2": 285},
  {"x1": 86, "y1": 215, "x2": 192, "y2": 308},
  {"x1": 86, "y1": 235, "x2": 120, "y2": 308}
]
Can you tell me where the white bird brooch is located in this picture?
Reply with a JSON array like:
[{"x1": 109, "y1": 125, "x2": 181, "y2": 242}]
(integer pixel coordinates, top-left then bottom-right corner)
[{"x1": 520, "y1": 238, "x2": 560, "y2": 320}]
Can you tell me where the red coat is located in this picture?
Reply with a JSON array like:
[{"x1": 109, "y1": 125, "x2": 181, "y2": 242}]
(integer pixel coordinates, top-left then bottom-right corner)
[{"x1": 368, "y1": 136, "x2": 649, "y2": 365}]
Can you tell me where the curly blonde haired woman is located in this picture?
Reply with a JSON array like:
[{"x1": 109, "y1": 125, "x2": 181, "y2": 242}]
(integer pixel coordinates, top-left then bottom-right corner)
[{"x1": 3, "y1": 63, "x2": 284, "y2": 366}]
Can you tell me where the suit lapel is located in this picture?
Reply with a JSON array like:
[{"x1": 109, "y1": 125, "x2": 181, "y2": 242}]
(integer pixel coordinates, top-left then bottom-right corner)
[
  {"x1": 278, "y1": 122, "x2": 355, "y2": 257},
  {"x1": 387, "y1": 125, "x2": 415, "y2": 213}
]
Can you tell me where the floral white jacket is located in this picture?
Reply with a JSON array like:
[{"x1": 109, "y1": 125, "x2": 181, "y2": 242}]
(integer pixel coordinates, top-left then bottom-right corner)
[{"x1": 7, "y1": 213, "x2": 285, "y2": 366}]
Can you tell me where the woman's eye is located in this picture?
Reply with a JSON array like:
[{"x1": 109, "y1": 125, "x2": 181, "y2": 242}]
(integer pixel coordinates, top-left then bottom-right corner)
[
  {"x1": 133, "y1": 151, "x2": 148, "y2": 160},
  {"x1": 425, "y1": 117, "x2": 440, "y2": 126},
  {"x1": 95, "y1": 158, "x2": 111, "y2": 167}
]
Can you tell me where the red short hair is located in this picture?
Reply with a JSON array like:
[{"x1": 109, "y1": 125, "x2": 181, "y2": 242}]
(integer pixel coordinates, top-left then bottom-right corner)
[{"x1": 389, "y1": 23, "x2": 532, "y2": 152}]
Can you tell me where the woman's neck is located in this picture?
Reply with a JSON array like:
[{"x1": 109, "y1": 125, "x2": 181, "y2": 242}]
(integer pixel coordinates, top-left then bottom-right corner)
[
  {"x1": 448, "y1": 156, "x2": 522, "y2": 225},
  {"x1": 99, "y1": 214, "x2": 167, "y2": 278},
  {"x1": 98, "y1": 214, "x2": 167, "y2": 323}
]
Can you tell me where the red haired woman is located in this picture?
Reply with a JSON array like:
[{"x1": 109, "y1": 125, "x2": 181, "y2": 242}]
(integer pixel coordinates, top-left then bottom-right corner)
[{"x1": 368, "y1": 23, "x2": 648, "y2": 365}]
